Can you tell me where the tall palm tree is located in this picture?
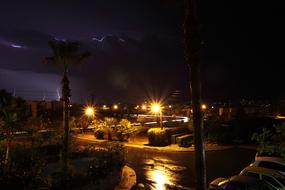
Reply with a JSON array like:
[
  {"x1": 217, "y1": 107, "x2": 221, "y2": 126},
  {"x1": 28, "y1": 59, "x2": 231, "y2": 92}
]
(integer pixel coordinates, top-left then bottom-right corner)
[
  {"x1": 184, "y1": 0, "x2": 207, "y2": 190},
  {"x1": 44, "y1": 40, "x2": 91, "y2": 175}
]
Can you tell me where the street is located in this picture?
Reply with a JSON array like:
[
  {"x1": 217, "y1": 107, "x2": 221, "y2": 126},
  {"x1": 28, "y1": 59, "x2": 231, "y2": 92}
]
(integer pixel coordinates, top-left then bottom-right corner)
[
  {"x1": 75, "y1": 137, "x2": 256, "y2": 189},
  {"x1": 125, "y1": 147, "x2": 256, "y2": 189}
]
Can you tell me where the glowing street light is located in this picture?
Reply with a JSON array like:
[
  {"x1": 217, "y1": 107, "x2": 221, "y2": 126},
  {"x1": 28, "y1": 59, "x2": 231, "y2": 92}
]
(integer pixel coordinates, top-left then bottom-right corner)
[
  {"x1": 151, "y1": 102, "x2": 163, "y2": 129},
  {"x1": 113, "y1": 104, "x2": 118, "y2": 110},
  {"x1": 151, "y1": 103, "x2": 161, "y2": 114},
  {"x1": 201, "y1": 104, "x2": 207, "y2": 110},
  {"x1": 84, "y1": 106, "x2": 95, "y2": 117},
  {"x1": 141, "y1": 104, "x2": 147, "y2": 110}
]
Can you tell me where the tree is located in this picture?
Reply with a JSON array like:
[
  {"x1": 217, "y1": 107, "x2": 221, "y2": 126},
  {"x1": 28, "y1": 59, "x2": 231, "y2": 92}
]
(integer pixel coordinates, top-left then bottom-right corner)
[
  {"x1": 0, "y1": 90, "x2": 27, "y2": 171},
  {"x1": 184, "y1": 0, "x2": 207, "y2": 189},
  {"x1": 44, "y1": 40, "x2": 91, "y2": 175},
  {"x1": 116, "y1": 119, "x2": 138, "y2": 141}
]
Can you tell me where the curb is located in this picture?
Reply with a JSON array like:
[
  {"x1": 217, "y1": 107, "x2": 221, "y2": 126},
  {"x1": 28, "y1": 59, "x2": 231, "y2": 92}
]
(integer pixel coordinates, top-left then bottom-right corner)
[
  {"x1": 124, "y1": 143, "x2": 235, "y2": 152},
  {"x1": 75, "y1": 136, "x2": 257, "y2": 153},
  {"x1": 115, "y1": 165, "x2": 136, "y2": 190}
]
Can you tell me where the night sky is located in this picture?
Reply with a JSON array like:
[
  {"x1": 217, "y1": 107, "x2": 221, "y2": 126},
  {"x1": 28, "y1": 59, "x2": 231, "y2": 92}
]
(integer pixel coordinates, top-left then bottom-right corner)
[{"x1": 0, "y1": 0, "x2": 283, "y2": 103}]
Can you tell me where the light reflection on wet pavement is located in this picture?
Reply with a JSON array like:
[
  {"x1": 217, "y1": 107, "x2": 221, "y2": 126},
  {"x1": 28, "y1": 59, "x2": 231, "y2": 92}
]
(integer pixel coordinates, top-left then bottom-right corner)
[
  {"x1": 126, "y1": 147, "x2": 256, "y2": 190},
  {"x1": 127, "y1": 151, "x2": 191, "y2": 190}
]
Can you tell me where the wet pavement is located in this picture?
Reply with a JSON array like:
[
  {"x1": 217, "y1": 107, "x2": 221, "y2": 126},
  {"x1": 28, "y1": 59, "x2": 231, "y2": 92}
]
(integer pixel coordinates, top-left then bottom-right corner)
[
  {"x1": 126, "y1": 147, "x2": 256, "y2": 190},
  {"x1": 74, "y1": 135, "x2": 257, "y2": 189}
]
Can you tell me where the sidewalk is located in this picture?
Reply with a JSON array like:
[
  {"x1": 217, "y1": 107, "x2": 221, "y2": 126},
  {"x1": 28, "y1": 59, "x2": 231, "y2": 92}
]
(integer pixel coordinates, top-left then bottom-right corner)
[{"x1": 75, "y1": 134, "x2": 257, "y2": 152}]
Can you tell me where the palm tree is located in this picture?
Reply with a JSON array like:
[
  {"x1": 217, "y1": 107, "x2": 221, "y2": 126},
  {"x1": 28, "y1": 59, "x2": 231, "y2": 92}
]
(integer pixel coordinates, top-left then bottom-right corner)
[
  {"x1": 44, "y1": 40, "x2": 91, "y2": 175},
  {"x1": 184, "y1": 0, "x2": 207, "y2": 190}
]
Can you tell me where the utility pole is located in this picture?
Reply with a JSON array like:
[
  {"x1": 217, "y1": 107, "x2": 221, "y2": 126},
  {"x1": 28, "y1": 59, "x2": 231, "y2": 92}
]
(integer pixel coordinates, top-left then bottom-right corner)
[{"x1": 184, "y1": 0, "x2": 207, "y2": 190}]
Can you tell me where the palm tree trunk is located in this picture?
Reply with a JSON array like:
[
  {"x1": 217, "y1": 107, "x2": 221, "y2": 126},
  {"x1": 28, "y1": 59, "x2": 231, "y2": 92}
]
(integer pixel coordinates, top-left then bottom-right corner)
[
  {"x1": 184, "y1": 0, "x2": 207, "y2": 190},
  {"x1": 61, "y1": 72, "x2": 70, "y2": 175}
]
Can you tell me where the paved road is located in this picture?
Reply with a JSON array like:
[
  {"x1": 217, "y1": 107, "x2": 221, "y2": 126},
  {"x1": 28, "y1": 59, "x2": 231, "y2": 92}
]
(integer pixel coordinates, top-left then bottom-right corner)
[
  {"x1": 125, "y1": 147, "x2": 256, "y2": 189},
  {"x1": 75, "y1": 137, "x2": 256, "y2": 189}
]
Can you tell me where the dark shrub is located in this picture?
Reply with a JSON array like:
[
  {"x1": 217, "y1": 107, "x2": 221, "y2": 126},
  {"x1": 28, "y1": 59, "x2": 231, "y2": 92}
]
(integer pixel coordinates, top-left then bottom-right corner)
[
  {"x1": 206, "y1": 123, "x2": 234, "y2": 144},
  {"x1": 115, "y1": 119, "x2": 138, "y2": 141},
  {"x1": 94, "y1": 129, "x2": 105, "y2": 139},
  {"x1": 147, "y1": 128, "x2": 171, "y2": 146},
  {"x1": 51, "y1": 143, "x2": 125, "y2": 189},
  {"x1": 0, "y1": 145, "x2": 49, "y2": 189},
  {"x1": 252, "y1": 125, "x2": 285, "y2": 158}
]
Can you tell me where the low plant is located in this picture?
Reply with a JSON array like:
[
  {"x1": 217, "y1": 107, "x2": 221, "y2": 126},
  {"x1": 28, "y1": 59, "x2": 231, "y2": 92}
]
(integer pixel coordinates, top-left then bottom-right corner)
[
  {"x1": 251, "y1": 124, "x2": 285, "y2": 158},
  {"x1": 92, "y1": 119, "x2": 107, "y2": 139},
  {"x1": 0, "y1": 144, "x2": 50, "y2": 189},
  {"x1": 115, "y1": 119, "x2": 138, "y2": 141},
  {"x1": 147, "y1": 128, "x2": 171, "y2": 146},
  {"x1": 52, "y1": 143, "x2": 125, "y2": 189}
]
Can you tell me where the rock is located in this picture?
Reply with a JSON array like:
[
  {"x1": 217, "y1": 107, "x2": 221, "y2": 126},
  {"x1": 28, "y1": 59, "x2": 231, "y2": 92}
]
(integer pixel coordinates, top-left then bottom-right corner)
[{"x1": 137, "y1": 183, "x2": 145, "y2": 189}]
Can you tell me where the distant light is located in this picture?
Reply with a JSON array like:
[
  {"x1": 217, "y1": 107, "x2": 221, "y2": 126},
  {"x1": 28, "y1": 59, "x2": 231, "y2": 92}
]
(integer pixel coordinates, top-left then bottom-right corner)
[
  {"x1": 141, "y1": 104, "x2": 147, "y2": 110},
  {"x1": 113, "y1": 104, "x2": 118, "y2": 110},
  {"x1": 201, "y1": 104, "x2": 207, "y2": 110},
  {"x1": 84, "y1": 106, "x2": 95, "y2": 117},
  {"x1": 276, "y1": 115, "x2": 285, "y2": 119},
  {"x1": 211, "y1": 106, "x2": 214, "y2": 109},
  {"x1": 168, "y1": 105, "x2": 172, "y2": 108}
]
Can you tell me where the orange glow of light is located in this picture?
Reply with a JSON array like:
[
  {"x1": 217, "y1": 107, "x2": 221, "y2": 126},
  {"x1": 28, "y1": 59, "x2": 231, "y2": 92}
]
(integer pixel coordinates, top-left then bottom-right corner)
[
  {"x1": 151, "y1": 102, "x2": 162, "y2": 114},
  {"x1": 201, "y1": 104, "x2": 207, "y2": 110},
  {"x1": 141, "y1": 104, "x2": 147, "y2": 110},
  {"x1": 84, "y1": 106, "x2": 95, "y2": 117},
  {"x1": 113, "y1": 104, "x2": 118, "y2": 110}
]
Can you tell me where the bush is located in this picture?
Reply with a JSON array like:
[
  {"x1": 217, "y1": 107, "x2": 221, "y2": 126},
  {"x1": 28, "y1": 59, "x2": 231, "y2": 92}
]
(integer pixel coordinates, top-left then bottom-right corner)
[
  {"x1": 0, "y1": 144, "x2": 50, "y2": 189},
  {"x1": 92, "y1": 119, "x2": 107, "y2": 139},
  {"x1": 115, "y1": 119, "x2": 138, "y2": 141},
  {"x1": 205, "y1": 120, "x2": 234, "y2": 144},
  {"x1": 147, "y1": 128, "x2": 171, "y2": 146},
  {"x1": 252, "y1": 125, "x2": 285, "y2": 158},
  {"x1": 52, "y1": 143, "x2": 125, "y2": 189},
  {"x1": 94, "y1": 129, "x2": 104, "y2": 139}
]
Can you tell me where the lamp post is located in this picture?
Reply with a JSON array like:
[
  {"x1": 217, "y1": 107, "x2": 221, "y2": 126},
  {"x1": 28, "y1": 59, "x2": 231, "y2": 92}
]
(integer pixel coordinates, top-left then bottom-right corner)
[{"x1": 151, "y1": 102, "x2": 163, "y2": 130}]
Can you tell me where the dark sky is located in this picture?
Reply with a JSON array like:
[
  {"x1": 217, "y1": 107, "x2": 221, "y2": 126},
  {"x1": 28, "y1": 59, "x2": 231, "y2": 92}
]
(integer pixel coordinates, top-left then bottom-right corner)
[{"x1": 0, "y1": 0, "x2": 284, "y2": 103}]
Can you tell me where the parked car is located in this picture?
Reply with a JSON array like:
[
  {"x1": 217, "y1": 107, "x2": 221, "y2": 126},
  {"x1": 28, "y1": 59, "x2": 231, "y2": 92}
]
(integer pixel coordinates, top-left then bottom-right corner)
[
  {"x1": 253, "y1": 154, "x2": 285, "y2": 176},
  {"x1": 240, "y1": 166, "x2": 285, "y2": 190},
  {"x1": 208, "y1": 175, "x2": 276, "y2": 190}
]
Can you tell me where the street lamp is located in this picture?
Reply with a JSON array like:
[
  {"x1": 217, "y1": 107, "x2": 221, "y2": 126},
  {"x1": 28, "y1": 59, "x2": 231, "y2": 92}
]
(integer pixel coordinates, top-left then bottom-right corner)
[
  {"x1": 84, "y1": 106, "x2": 95, "y2": 118},
  {"x1": 113, "y1": 104, "x2": 118, "y2": 110},
  {"x1": 151, "y1": 102, "x2": 163, "y2": 129},
  {"x1": 141, "y1": 104, "x2": 147, "y2": 110}
]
